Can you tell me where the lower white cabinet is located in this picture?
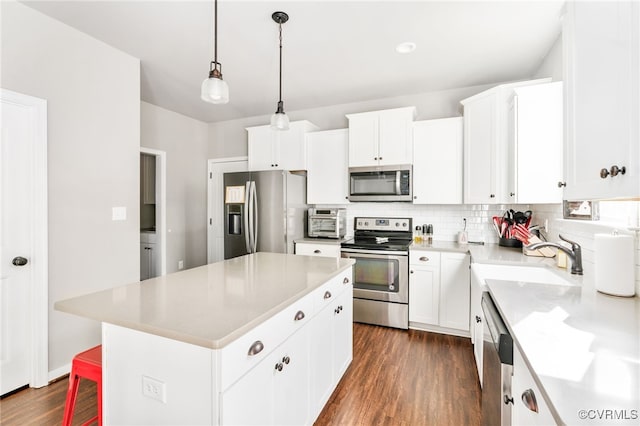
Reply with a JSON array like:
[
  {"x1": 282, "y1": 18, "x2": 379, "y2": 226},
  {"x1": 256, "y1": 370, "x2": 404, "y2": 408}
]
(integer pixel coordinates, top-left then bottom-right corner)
[
  {"x1": 221, "y1": 326, "x2": 311, "y2": 426},
  {"x1": 409, "y1": 250, "x2": 470, "y2": 334},
  {"x1": 512, "y1": 346, "x2": 556, "y2": 426},
  {"x1": 295, "y1": 241, "x2": 341, "y2": 258},
  {"x1": 140, "y1": 232, "x2": 159, "y2": 280},
  {"x1": 470, "y1": 266, "x2": 485, "y2": 385}
]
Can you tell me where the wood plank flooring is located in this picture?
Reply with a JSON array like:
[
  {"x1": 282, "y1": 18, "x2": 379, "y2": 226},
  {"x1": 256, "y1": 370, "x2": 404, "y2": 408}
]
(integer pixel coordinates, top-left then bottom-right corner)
[
  {"x1": 0, "y1": 323, "x2": 480, "y2": 425},
  {"x1": 314, "y1": 323, "x2": 481, "y2": 425}
]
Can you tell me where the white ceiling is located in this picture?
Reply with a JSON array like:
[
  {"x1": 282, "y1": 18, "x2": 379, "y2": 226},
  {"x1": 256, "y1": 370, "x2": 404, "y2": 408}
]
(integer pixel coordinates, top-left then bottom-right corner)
[{"x1": 22, "y1": 0, "x2": 564, "y2": 123}]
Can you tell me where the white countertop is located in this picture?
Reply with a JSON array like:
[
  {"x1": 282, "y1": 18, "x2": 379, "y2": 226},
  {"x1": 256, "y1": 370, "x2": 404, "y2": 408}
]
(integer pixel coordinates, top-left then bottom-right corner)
[
  {"x1": 486, "y1": 276, "x2": 640, "y2": 425},
  {"x1": 55, "y1": 252, "x2": 354, "y2": 349}
]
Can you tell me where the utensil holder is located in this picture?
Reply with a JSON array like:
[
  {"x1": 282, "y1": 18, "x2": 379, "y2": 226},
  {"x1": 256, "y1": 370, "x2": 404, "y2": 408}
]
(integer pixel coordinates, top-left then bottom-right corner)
[{"x1": 499, "y1": 237, "x2": 523, "y2": 248}]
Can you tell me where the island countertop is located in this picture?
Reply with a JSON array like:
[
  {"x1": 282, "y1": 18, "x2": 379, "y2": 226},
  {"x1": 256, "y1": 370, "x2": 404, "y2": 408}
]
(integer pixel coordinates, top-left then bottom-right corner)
[{"x1": 55, "y1": 252, "x2": 355, "y2": 350}]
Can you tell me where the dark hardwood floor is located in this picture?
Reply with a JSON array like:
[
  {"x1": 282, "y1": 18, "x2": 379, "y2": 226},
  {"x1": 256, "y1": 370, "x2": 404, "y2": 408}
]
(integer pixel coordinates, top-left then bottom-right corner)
[
  {"x1": 0, "y1": 324, "x2": 480, "y2": 426},
  {"x1": 0, "y1": 376, "x2": 97, "y2": 426},
  {"x1": 314, "y1": 323, "x2": 481, "y2": 426}
]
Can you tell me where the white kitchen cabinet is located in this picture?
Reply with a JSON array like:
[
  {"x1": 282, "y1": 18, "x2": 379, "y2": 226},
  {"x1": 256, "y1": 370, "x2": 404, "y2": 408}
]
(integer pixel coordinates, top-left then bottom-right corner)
[
  {"x1": 140, "y1": 232, "x2": 158, "y2": 280},
  {"x1": 562, "y1": 1, "x2": 640, "y2": 200},
  {"x1": 306, "y1": 129, "x2": 350, "y2": 204},
  {"x1": 470, "y1": 266, "x2": 485, "y2": 385},
  {"x1": 346, "y1": 107, "x2": 416, "y2": 167},
  {"x1": 140, "y1": 154, "x2": 156, "y2": 204},
  {"x1": 412, "y1": 117, "x2": 463, "y2": 204},
  {"x1": 295, "y1": 241, "x2": 341, "y2": 258},
  {"x1": 439, "y1": 253, "x2": 471, "y2": 331},
  {"x1": 508, "y1": 82, "x2": 563, "y2": 204},
  {"x1": 512, "y1": 346, "x2": 556, "y2": 426},
  {"x1": 461, "y1": 79, "x2": 550, "y2": 204},
  {"x1": 409, "y1": 251, "x2": 440, "y2": 325},
  {"x1": 409, "y1": 250, "x2": 470, "y2": 335},
  {"x1": 247, "y1": 120, "x2": 319, "y2": 171}
]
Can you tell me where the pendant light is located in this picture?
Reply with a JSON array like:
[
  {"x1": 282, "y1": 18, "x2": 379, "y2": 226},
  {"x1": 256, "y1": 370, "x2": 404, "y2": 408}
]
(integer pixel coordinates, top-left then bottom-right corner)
[
  {"x1": 201, "y1": 0, "x2": 229, "y2": 104},
  {"x1": 270, "y1": 11, "x2": 290, "y2": 130}
]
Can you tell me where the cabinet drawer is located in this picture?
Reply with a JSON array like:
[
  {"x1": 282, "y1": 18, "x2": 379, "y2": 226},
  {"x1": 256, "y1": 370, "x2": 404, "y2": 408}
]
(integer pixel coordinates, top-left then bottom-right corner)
[
  {"x1": 409, "y1": 251, "x2": 440, "y2": 266},
  {"x1": 220, "y1": 293, "x2": 313, "y2": 390},
  {"x1": 295, "y1": 243, "x2": 341, "y2": 258},
  {"x1": 312, "y1": 271, "x2": 351, "y2": 313}
]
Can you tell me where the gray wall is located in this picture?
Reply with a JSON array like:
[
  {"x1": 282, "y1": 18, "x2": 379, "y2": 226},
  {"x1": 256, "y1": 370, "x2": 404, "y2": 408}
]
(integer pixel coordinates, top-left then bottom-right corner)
[
  {"x1": 207, "y1": 83, "x2": 500, "y2": 159},
  {"x1": 1, "y1": 2, "x2": 140, "y2": 372},
  {"x1": 140, "y1": 102, "x2": 209, "y2": 272}
]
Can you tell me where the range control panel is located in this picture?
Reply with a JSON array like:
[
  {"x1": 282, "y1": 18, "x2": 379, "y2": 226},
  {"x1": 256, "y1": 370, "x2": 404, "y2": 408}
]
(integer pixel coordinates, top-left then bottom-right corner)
[{"x1": 354, "y1": 217, "x2": 411, "y2": 231}]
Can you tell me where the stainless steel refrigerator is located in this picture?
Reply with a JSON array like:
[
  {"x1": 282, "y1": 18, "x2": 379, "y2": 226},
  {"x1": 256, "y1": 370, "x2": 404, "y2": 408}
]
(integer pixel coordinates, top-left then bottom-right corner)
[{"x1": 223, "y1": 170, "x2": 307, "y2": 259}]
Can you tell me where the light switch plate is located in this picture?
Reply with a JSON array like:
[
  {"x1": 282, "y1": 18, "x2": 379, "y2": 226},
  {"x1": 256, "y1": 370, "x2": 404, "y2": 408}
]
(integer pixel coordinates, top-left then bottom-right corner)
[{"x1": 112, "y1": 206, "x2": 127, "y2": 221}]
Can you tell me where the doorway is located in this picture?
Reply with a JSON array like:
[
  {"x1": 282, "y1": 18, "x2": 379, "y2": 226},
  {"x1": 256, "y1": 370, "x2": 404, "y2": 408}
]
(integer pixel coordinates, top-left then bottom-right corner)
[
  {"x1": 0, "y1": 88, "x2": 48, "y2": 395},
  {"x1": 139, "y1": 148, "x2": 166, "y2": 279},
  {"x1": 207, "y1": 157, "x2": 248, "y2": 263}
]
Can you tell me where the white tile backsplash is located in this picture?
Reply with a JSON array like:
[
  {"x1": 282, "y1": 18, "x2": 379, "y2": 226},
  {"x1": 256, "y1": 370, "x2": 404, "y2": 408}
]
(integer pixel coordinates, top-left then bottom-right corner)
[{"x1": 318, "y1": 200, "x2": 640, "y2": 295}]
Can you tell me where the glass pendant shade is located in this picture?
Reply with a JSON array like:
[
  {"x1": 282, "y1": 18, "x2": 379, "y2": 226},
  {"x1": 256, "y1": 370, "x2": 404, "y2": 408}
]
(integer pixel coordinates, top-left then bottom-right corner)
[
  {"x1": 270, "y1": 111, "x2": 290, "y2": 130},
  {"x1": 201, "y1": 75, "x2": 229, "y2": 104}
]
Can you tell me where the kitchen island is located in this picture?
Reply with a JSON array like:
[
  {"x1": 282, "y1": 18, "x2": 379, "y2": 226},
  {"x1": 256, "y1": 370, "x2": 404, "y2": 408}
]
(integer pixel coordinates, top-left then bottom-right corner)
[{"x1": 55, "y1": 252, "x2": 355, "y2": 425}]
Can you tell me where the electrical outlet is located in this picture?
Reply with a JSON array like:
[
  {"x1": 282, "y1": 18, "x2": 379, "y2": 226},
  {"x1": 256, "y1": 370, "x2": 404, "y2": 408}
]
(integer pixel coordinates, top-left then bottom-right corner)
[
  {"x1": 178, "y1": 260, "x2": 184, "y2": 270},
  {"x1": 142, "y1": 375, "x2": 166, "y2": 403}
]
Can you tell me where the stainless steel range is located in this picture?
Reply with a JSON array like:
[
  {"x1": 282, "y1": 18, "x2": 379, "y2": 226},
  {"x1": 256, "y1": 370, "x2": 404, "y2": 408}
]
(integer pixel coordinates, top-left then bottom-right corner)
[{"x1": 340, "y1": 217, "x2": 412, "y2": 329}]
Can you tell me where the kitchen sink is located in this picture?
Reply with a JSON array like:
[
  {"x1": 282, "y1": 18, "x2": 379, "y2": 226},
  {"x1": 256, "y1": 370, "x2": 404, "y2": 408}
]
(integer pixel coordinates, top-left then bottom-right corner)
[{"x1": 472, "y1": 263, "x2": 576, "y2": 286}]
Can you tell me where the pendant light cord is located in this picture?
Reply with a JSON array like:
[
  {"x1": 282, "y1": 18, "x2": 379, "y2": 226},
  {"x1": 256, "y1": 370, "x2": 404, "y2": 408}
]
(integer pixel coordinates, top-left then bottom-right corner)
[
  {"x1": 213, "y1": 0, "x2": 218, "y2": 65},
  {"x1": 278, "y1": 21, "x2": 283, "y2": 103}
]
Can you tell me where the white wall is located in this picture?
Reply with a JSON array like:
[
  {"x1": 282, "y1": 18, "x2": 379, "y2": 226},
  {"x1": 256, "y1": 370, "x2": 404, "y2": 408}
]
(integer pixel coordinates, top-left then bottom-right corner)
[
  {"x1": 1, "y1": 1, "x2": 140, "y2": 372},
  {"x1": 207, "y1": 83, "x2": 499, "y2": 159},
  {"x1": 140, "y1": 102, "x2": 209, "y2": 272},
  {"x1": 533, "y1": 34, "x2": 563, "y2": 81}
]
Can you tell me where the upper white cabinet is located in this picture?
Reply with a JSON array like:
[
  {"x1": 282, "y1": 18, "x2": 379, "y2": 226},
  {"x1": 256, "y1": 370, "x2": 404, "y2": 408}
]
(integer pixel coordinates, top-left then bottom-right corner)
[
  {"x1": 306, "y1": 129, "x2": 350, "y2": 204},
  {"x1": 562, "y1": 1, "x2": 640, "y2": 200},
  {"x1": 346, "y1": 107, "x2": 416, "y2": 167},
  {"x1": 412, "y1": 117, "x2": 463, "y2": 204},
  {"x1": 247, "y1": 120, "x2": 319, "y2": 171},
  {"x1": 461, "y1": 79, "x2": 550, "y2": 204},
  {"x1": 508, "y1": 82, "x2": 564, "y2": 204}
]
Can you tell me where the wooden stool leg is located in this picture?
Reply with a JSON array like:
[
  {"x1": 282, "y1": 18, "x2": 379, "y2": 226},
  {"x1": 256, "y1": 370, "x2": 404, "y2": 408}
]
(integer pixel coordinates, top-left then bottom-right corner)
[{"x1": 62, "y1": 371, "x2": 80, "y2": 426}]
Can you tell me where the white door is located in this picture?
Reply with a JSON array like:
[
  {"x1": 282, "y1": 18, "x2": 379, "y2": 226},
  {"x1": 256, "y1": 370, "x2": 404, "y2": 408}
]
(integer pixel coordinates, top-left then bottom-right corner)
[
  {"x1": 0, "y1": 89, "x2": 48, "y2": 395},
  {"x1": 207, "y1": 158, "x2": 248, "y2": 263}
]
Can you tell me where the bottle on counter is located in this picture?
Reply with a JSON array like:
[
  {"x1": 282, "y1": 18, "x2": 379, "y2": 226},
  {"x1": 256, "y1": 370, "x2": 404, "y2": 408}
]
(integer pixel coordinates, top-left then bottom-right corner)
[
  {"x1": 423, "y1": 224, "x2": 433, "y2": 244},
  {"x1": 414, "y1": 226, "x2": 423, "y2": 243}
]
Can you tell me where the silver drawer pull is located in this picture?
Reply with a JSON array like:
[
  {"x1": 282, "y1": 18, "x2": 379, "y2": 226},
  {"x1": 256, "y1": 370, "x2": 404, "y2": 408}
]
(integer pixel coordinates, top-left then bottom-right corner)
[
  {"x1": 294, "y1": 310, "x2": 305, "y2": 321},
  {"x1": 419, "y1": 256, "x2": 429, "y2": 262},
  {"x1": 324, "y1": 290, "x2": 332, "y2": 300},
  {"x1": 247, "y1": 340, "x2": 264, "y2": 356},
  {"x1": 313, "y1": 249, "x2": 321, "y2": 254},
  {"x1": 521, "y1": 389, "x2": 539, "y2": 413},
  {"x1": 343, "y1": 277, "x2": 349, "y2": 284}
]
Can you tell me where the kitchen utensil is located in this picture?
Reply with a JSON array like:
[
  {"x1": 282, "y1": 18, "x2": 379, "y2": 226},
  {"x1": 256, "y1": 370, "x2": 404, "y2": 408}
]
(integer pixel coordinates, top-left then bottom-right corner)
[{"x1": 492, "y1": 216, "x2": 502, "y2": 237}]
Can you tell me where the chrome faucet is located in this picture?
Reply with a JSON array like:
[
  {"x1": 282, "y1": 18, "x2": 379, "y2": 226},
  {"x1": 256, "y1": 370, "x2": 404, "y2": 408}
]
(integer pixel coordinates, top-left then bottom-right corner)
[{"x1": 526, "y1": 234, "x2": 583, "y2": 275}]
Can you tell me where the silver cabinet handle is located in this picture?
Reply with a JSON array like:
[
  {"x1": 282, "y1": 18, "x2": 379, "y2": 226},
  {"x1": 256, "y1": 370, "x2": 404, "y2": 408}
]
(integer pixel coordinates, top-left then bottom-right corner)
[
  {"x1": 324, "y1": 291, "x2": 332, "y2": 300},
  {"x1": 274, "y1": 362, "x2": 283, "y2": 372},
  {"x1": 419, "y1": 256, "x2": 429, "y2": 262},
  {"x1": 475, "y1": 315, "x2": 482, "y2": 323},
  {"x1": 343, "y1": 277, "x2": 349, "y2": 284},
  {"x1": 247, "y1": 340, "x2": 264, "y2": 356},
  {"x1": 521, "y1": 389, "x2": 539, "y2": 413},
  {"x1": 313, "y1": 249, "x2": 321, "y2": 254},
  {"x1": 282, "y1": 356, "x2": 290, "y2": 365},
  {"x1": 294, "y1": 310, "x2": 305, "y2": 321},
  {"x1": 12, "y1": 256, "x2": 28, "y2": 266}
]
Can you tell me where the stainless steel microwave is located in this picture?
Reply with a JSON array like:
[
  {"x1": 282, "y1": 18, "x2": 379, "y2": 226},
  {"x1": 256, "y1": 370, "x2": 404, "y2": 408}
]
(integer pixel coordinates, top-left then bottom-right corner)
[{"x1": 348, "y1": 165, "x2": 412, "y2": 202}]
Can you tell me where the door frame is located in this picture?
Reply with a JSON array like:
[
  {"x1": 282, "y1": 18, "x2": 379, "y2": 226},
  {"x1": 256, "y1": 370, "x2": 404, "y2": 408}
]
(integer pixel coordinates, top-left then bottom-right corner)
[
  {"x1": 140, "y1": 147, "x2": 167, "y2": 276},
  {"x1": 1, "y1": 88, "x2": 49, "y2": 388},
  {"x1": 207, "y1": 156, "x2": 248, "y2": 263}
]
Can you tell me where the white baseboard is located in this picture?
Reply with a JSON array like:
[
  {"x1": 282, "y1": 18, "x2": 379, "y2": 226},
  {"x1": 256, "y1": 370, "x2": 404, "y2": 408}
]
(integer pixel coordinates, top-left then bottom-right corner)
[{"x1": 48, "y1": 363, "x2": 71, "y2": 382}]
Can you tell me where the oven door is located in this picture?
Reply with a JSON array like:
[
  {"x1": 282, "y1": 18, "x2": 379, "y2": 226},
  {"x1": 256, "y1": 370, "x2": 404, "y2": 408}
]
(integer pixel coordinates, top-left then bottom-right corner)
[{"x1": 341, "y1": 249, "x2": 408, "y2": 303}]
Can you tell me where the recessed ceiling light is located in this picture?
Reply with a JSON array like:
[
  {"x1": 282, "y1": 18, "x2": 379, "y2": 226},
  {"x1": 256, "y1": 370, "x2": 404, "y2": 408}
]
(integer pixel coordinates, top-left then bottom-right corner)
[{"x1": 395, "y1": 42, "x2": 416, "y2": 54}]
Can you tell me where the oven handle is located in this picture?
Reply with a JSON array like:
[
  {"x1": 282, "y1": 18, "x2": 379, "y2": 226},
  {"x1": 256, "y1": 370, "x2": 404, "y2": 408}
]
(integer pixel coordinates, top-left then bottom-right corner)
[{"x1": 341, "y1": 248, "x2": 408, "y2": 257}]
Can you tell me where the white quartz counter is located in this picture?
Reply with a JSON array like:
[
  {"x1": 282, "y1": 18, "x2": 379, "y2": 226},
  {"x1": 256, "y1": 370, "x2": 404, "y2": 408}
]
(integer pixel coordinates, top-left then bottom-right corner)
[
  {"x1": 486, "y1": 277, "x2": 640, "y2": 425},
  {"x1": 55, "y1": 252, "x2": 355, "y2": 349}
]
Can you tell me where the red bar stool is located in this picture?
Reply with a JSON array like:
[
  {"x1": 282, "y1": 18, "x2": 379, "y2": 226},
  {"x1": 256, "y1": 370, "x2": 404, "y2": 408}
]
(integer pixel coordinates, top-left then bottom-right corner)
[{"x1": 62, "y1": 345, "x2": 102, "y2": 426}]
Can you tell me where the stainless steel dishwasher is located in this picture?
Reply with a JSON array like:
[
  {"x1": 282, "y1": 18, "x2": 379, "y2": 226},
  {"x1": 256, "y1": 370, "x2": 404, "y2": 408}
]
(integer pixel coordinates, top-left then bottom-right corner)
[{"x1": 481, "y1": 292, "x2": 514, "y2": 426}]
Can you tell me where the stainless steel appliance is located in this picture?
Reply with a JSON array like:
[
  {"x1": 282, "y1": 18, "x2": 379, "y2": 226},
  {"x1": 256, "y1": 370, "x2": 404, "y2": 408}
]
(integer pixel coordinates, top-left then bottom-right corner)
[
  {"x1": 341, "y1": 217, "x2": 412, "y2": 329},
  {"x1": 223, "y1": 170, "x2": 307, "y2": 259},
  {"x1": 348, "y1": 165, "x2": 412, "y2": 202},
  {"x1": 482, "y1": 292, "x2": 513, "y2": 426},
  {"x1": 308, "y1": 208, "x2": 346, "y2": 239}
]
